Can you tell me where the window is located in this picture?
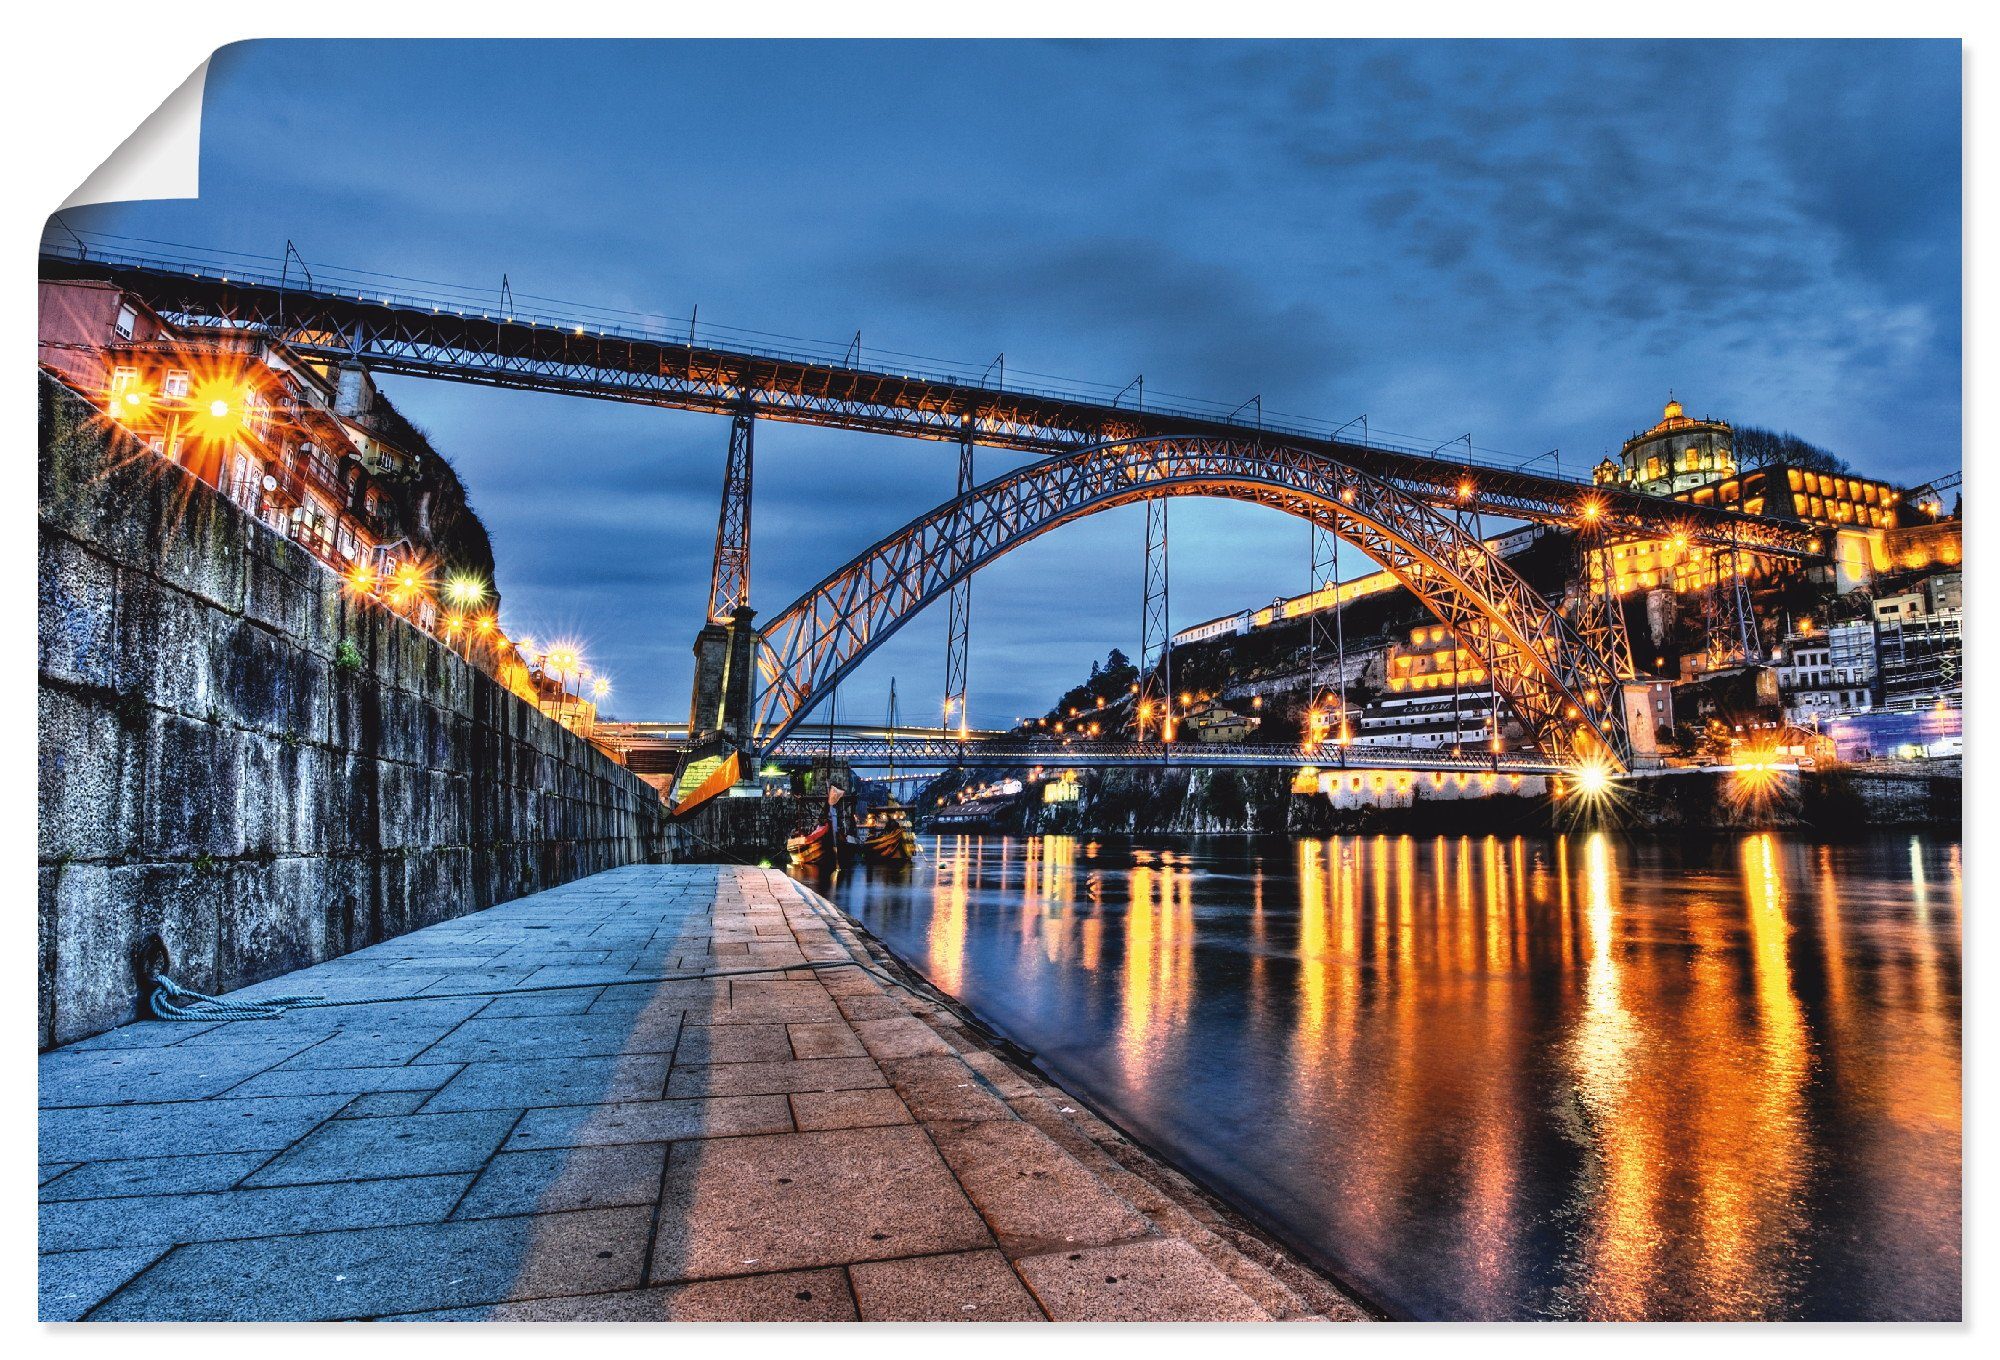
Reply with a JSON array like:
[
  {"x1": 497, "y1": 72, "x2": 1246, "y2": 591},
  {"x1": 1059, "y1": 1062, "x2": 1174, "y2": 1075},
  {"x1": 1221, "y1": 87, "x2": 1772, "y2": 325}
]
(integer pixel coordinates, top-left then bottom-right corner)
[
  {"x1": 163, "y1": 369, "x2": 190, "y2": 398},
  {"x1": 108, "y1": 366, "x2": 139, "y2": 399},
  {"x1": 114, "y1": 304, "x2": 137, "y2": 340},
  {"x1": 228, "y1": 455, "x2": 262, "y2": 512}
]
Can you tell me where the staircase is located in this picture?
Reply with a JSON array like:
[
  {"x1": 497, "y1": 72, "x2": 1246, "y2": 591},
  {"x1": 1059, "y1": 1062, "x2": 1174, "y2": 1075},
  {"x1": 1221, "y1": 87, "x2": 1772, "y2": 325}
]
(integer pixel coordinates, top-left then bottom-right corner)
[{"x1": 668, "y1": 739, "x2": 742, "y2": 815}]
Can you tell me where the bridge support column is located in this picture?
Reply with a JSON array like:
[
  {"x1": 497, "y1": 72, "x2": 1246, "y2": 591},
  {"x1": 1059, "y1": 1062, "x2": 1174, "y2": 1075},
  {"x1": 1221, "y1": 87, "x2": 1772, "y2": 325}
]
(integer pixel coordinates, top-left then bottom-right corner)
[
  {"x1": 1700, "y1": 527, "x2": 1762, "y2": 669},
  {"x1": 1139, "y1": 499, "x2": 1172, "y2": 740},
  {"x1": 687, "y1": 622, "x2": 730, "y2": 740},
  {"x1": 1572, "y1": 521, "x2": 1637, "y2": 682},
  {"x1": 941, "y1": 419, "x2": 975, "y2": 738},
  {"x1": 1307, "y1": 513, "x2": 1349, "y2": 763},
  {"x1": 706, "y1": 400, "x2": 755, "y2": 624},
  {"x1": 687, "y1": 605, "x2": 760, "y2": 746}
]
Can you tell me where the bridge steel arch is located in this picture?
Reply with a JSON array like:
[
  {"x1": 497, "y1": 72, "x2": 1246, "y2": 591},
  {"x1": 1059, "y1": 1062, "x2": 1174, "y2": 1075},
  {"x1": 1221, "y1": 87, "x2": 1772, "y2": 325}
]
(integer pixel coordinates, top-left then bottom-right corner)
[{"x1": 752, "y1": 437, "x2": 1634, "y2": 769}]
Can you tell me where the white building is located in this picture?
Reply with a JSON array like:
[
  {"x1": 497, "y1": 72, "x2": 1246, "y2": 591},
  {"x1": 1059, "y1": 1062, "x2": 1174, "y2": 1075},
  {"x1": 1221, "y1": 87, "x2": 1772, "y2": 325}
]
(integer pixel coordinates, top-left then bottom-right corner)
[{"x1": 1777, "y1": 622, "x2": 1876, "y2": 726}]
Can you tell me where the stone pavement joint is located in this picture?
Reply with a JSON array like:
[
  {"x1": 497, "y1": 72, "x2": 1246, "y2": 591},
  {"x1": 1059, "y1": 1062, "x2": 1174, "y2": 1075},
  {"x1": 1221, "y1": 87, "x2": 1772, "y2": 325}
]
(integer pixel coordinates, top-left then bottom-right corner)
[{"x1": 39, "y1": 863, "x2": 1368, "y2": 1322}]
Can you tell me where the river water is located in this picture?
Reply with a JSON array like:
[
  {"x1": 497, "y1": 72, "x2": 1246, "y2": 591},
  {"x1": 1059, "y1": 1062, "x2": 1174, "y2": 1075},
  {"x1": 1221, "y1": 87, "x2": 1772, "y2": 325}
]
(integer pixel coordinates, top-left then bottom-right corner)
[{"x1": 819, "y1": 831, "x2": 1961, "y2": 1320}]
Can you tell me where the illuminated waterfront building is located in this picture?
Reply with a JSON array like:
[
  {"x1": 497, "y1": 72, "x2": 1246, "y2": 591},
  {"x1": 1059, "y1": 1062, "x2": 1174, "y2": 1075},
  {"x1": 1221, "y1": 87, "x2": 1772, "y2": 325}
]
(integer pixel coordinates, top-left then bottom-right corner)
[
  {"x1": 1350, "y1": 625, "x2": 1509, "y2": 751},
  {"x1": 1185, "y1": 700, "x2": 1259, "y2": 743},
  {"x1": 38, "y1": 277, "x2": 500, "y2": 641},
  {"x1": 32, "y1": 277, "x2": 629, "y2": 740},
  {"x1": 1592, "y1": 395, "x2": 1736, "y2": 496},
  {"x1": 1589, "y1": 396, "x2": 1932, "y2": 599},
  {"x1": 1775, "y1": 624, "x2": 1877, "y2": 726}
]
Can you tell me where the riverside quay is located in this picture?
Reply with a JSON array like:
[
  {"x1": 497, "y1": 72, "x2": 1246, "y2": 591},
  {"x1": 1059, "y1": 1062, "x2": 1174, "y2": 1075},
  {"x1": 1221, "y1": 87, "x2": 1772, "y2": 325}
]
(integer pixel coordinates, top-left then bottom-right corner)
[{"x1": 38, "y1": 36, "x2": 1962, "y2": 1327}]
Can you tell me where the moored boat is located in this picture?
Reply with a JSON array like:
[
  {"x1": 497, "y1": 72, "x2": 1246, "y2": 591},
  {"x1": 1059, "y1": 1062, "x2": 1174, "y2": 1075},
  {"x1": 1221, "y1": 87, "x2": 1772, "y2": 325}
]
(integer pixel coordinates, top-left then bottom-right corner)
[
  {"x1": 787, "y1": 821, "x2": 834, "y2": 868},
  {"x1": 859, "y1": 797, "x2": 919, "y2": 863}
]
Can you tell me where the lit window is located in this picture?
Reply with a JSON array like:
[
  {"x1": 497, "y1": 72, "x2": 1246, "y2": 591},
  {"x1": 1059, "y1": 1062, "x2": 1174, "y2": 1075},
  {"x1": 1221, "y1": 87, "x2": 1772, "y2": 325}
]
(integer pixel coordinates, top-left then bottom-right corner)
[{"x1": 163, "y1": 369, "x2": 190, "y2": 398}]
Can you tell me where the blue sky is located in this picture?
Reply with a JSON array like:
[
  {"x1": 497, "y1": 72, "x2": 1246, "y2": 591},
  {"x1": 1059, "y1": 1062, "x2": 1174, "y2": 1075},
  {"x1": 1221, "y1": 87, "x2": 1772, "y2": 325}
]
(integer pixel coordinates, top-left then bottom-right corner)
[{"x1": 65, "y1": 39, "x2": 1962, "y2": 727}]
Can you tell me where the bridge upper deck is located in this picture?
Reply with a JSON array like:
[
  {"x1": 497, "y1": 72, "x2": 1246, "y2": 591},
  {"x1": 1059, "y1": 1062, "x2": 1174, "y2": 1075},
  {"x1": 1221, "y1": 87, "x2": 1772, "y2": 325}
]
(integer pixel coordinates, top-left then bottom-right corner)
[{"x1": 42, "y1": 244, "x2": 1823, "y2": 560}]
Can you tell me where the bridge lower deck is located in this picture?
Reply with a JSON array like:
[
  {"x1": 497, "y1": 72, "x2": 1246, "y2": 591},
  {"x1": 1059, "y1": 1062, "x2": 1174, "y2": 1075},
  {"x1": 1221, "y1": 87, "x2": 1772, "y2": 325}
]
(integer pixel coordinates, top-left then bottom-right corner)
[{"x1": 39, "y1": 864, "x2": 1363, "y2": 1322}]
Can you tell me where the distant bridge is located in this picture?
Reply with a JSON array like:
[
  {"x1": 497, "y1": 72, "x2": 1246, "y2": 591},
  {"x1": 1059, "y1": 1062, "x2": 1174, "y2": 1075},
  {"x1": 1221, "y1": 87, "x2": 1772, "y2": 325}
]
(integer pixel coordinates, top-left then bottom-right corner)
[{"x1": 762, "y1": 736, "x2": 1564, "y2": 776}]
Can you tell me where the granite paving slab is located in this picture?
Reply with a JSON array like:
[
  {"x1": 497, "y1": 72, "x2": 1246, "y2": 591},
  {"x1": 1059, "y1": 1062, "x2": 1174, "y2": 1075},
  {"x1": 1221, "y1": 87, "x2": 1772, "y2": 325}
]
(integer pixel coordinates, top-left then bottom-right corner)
[{"x1": 40, "y1": 863, "x2": 1363, "y2": 1321}]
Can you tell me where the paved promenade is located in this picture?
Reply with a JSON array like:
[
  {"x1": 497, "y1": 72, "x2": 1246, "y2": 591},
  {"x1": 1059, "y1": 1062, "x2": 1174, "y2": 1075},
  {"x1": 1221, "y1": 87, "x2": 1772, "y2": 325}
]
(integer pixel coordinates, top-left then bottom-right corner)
[{"x1": 40, "y1": 864, "x2": 1365, "y2": 1321}]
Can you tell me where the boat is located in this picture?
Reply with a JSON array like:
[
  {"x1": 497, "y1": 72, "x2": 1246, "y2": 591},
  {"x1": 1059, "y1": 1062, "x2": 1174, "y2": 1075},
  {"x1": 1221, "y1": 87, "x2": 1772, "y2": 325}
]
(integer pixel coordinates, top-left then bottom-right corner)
[
  {"x1": 860, "y1": 798, "x2": 919, "y2": 863},
  {"x1": 859, "y1": 679, "x2": 921, "y2": 863},
  {"x1": 787, "y1": 821, "x2": 834, "y2": 868},
  {"x1": 790, "y1": 685, "x2": 850, "y2": 870}
]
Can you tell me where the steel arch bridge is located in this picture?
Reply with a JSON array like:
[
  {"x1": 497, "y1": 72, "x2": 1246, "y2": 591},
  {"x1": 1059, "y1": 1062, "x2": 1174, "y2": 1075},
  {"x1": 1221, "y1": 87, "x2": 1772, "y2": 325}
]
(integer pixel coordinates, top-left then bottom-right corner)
[{"x1": 752, "y1": 437, "x2": 1634, "y2": 770}]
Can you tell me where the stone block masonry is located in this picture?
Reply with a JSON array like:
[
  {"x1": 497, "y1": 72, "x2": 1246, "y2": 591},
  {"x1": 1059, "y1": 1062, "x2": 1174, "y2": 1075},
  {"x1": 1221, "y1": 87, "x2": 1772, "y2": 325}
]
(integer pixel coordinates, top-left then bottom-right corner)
[{"x1": 37, "y1": 375, "x2": 672, "y2": 1048}]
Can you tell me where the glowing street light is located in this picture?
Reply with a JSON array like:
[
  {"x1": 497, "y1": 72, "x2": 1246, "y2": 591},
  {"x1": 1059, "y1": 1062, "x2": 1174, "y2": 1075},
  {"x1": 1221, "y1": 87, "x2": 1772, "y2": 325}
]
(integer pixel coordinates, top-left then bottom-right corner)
[{"x1": 444, "y1": 574, "x2": 488, "y2": 607}]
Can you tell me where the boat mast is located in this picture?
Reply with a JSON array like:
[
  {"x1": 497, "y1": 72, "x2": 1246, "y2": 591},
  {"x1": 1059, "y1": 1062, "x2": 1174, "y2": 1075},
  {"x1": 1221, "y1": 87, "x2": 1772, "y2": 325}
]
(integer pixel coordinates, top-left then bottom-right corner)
[{"x1": 825, "y1": 686, "x2": 838, "y2": 814}]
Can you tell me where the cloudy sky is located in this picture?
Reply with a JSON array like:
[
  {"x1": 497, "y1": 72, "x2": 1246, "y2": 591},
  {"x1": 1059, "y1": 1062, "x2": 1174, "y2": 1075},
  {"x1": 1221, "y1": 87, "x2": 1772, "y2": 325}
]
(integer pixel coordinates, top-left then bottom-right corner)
[{"x1": 65, "y1": 39, "x2": 1961, "y2": 727}]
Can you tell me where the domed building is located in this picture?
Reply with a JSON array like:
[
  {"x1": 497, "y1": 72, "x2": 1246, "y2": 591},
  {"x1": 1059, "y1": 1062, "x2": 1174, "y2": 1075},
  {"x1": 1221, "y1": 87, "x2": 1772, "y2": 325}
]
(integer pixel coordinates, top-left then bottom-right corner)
[{"x1": 1593, "y1": 395, "x2": 1736, "y2": 496}]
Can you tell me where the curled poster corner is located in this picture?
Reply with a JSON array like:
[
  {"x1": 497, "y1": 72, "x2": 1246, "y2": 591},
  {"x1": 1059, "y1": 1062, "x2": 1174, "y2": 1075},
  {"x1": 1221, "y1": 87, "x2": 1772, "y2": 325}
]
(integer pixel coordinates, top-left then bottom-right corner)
[{"x1": 58, "y1": 59, "x2": 209, "y2": 210}]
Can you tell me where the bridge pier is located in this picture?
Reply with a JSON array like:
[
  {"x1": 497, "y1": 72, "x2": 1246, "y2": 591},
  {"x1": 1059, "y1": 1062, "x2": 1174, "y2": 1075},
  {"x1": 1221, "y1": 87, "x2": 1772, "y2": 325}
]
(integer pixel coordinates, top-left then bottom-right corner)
[
  {"x1": 686, "y1": 604, "x2": 760, "y2": 746},
  {"x1": 941, "y1": 419, "x2": 975, "y2": 737},
  {"x1": 1139, "y1": 498, "x2": 1172, "y2": 739},
  {"x1": 706, "y1": 401, "x2": 756, "y2": 623}
]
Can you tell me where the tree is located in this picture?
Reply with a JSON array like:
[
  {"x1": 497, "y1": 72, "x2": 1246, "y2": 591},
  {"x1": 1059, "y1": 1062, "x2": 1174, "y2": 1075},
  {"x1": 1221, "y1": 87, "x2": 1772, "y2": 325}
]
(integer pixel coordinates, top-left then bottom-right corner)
[{"x1": 1734, "y1": 424, "x2": 1850, "y2": 475}]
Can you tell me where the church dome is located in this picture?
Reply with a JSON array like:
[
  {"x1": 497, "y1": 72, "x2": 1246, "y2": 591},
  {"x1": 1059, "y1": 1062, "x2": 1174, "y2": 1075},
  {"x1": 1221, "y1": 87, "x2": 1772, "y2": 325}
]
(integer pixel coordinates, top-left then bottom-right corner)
[{"x1": 1663, "y1": 396, "x2": 1684, "y2": 420}]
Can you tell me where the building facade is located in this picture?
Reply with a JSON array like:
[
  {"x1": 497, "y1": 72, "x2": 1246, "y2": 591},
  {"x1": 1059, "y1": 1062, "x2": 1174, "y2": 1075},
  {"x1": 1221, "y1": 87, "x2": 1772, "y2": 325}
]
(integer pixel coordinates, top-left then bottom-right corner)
[
  {"x1": 1594, "y1": 396, "x2": 1737, "y2": 496},
  {"x1": 1775, "y1": 623, "x2": 1877, "y2": 726},
  {"x1": 1347, "y1": 625, "x2": 1512, "y2": 752},
  {"x1": 39, "y1": 275, "x2": 617, "y2": 750}
]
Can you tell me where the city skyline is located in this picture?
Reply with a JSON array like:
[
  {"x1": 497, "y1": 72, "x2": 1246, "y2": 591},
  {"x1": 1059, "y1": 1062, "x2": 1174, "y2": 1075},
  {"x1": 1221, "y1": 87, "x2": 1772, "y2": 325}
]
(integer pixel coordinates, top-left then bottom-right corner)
[{"x1": 62, "y1": 38, "x2": 1963, "y2": 725}]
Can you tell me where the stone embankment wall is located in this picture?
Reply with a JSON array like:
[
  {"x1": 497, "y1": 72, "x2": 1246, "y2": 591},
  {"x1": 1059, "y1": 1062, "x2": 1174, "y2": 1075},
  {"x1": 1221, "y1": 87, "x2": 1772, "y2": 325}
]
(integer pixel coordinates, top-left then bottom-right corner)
[{"x1": 37, "y1": 377, "x2": 672, "y2": 1047}]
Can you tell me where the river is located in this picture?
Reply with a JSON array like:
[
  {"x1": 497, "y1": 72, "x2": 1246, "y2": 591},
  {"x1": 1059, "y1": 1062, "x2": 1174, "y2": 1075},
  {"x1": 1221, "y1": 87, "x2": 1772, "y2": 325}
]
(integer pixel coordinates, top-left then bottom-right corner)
[{"x1": 817, "y1": 831, "x2": 1961, "y2": 1320}]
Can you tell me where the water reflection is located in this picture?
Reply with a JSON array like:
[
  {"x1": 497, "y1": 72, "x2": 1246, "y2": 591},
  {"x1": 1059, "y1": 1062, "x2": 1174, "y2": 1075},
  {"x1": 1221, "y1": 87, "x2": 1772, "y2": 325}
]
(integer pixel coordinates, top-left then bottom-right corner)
[{"x1": 833, "y1": 831, "x2": 1961, "y2": 1320}]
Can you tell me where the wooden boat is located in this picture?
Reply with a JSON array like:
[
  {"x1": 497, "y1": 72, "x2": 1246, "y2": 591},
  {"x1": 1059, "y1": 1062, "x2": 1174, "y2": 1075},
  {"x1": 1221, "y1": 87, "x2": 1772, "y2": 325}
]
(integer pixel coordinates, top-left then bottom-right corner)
[
  {"x1": 859, "y1": 798, "x2": 919, "y2": 863},
  {"x1": 787, "y1": 822, "x2": 833, "y2": 868},
  {"x1": 862, "y1": 820, "x2": 918, "y2": 863},
  {"x1": 860, "y1": 681, "x2": 920, "y2": 864}
]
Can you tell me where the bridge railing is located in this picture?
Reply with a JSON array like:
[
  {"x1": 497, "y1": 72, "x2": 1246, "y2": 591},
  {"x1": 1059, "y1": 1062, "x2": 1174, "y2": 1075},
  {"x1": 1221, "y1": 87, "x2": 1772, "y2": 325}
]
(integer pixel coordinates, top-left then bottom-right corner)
[{"x1": 760, "y1": 734, "x2": 1563, "y2": 775}]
